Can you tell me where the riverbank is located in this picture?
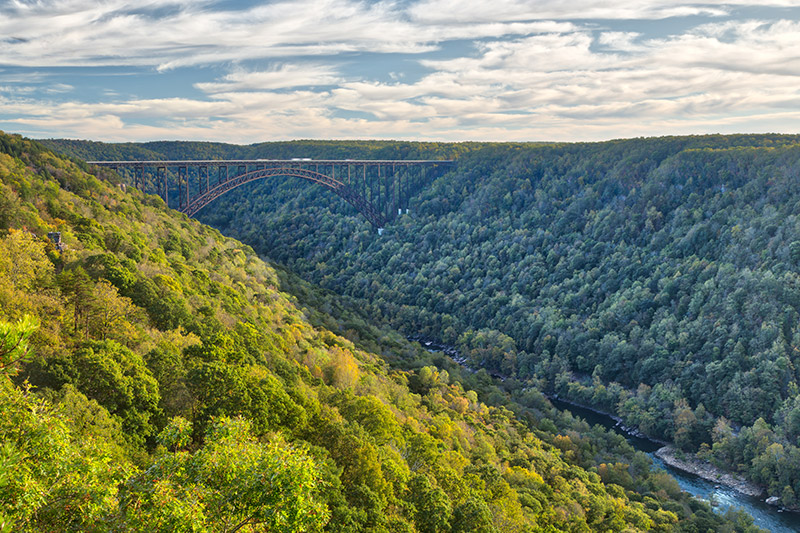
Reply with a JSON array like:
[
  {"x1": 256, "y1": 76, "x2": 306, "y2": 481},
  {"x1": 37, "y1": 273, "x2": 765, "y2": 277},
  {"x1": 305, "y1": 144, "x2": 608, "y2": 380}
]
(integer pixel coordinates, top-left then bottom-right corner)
[
  {"x1": 549, "y1": 395, "x2": 669, "y2": 446},
  {"x1": 655, "y1": 446, "x2": 764, "y2": 497}
]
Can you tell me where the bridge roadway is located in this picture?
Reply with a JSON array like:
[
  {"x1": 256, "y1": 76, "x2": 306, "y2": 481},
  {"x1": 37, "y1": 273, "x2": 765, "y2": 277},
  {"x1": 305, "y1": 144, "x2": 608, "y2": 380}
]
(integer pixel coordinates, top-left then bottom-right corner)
[
  {"x1": 88, "y1": 159, "x2": 452, "y2": 165},
  {"x1": 88, "y1": 158, "x2": 455, "y2": 227}
]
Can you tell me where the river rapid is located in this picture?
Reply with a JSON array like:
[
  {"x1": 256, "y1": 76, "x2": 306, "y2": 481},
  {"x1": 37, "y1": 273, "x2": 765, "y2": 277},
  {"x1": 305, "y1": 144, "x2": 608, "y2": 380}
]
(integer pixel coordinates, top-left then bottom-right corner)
[{"x1": 550, "y1": 398, "x2": 800, "y2": 533}]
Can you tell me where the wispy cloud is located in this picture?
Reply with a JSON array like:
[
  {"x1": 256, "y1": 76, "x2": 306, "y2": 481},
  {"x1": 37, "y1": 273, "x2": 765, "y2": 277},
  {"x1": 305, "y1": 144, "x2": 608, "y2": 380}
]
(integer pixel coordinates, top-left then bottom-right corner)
[
  {"x1": 195, "y1": 64, "x2": 342, "y2": 93},
  {"x1": 1, "y1": 1, "x2": 799, "y2": 141},
  {"x1": 1, "y1": 0, "x2": 435, "y2": 68},
  {"x1": 407, "y1": 0, "x2": 795, "y2": 22}
]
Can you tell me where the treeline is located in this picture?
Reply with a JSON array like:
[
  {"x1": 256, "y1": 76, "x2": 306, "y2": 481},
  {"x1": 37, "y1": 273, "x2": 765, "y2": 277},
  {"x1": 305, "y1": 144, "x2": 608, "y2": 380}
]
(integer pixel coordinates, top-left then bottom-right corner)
[
  {"x1": 42, "y1": 138, "x2": 474, "y2": 162},
  {"x1": 2, "y1": 131, "x2": 766, "y2": 531},
  {"x1": 45, "y1": 134, "x2": 800, "y2": 506}
]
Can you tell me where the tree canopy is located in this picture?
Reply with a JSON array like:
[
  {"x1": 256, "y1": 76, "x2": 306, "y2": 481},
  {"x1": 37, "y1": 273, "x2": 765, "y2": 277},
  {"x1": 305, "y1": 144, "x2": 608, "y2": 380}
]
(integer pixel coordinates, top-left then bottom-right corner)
[{"x1": 0, "y1": 131, "x2": 770, "y2": 530}]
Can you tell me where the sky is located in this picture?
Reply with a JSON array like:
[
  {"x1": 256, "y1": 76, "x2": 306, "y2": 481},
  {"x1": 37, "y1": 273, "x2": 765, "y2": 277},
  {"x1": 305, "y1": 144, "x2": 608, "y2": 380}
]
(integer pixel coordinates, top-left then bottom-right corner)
[{"x1": 1, "y1": 0, "x2": 799, "y2": 143}]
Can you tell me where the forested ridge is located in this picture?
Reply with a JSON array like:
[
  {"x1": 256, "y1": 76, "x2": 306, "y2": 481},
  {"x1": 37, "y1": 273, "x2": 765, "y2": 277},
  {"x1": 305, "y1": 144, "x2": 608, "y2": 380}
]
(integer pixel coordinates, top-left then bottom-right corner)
[
  {"x1": 42, "y1": 133, "x2": 800, "y2": 509},
  {"x1": 2, "y1": 132, "x2": 766, "y2": 531}
]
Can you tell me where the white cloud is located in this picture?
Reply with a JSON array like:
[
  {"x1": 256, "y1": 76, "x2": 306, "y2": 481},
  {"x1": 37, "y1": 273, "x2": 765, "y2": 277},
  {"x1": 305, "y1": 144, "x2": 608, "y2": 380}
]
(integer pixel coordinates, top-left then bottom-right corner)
[
  {"x1": 1, "y1": 0, "x2": 440, "y2": 68},
  {"x1": 0, "y1": 85, "x2": 36, "y2": 94},
  {"x1": 2, "y1": 1, "x2": 800, "y2": 141},
  {"x1": 195, "y1": 64, "x2": 342, "y2": 93},
  {"x1": 43, "y1": 83, "x2": 74, "y2": 93},
  {"x1": 597, "y1": 31, "x2": 642, "y2": 50},
  {"x1": 0, "y1": 1, "x2": 631, "y2": 69},
  {"x1": 407, "y1": 0, "x2": 798, "y2": 23}
]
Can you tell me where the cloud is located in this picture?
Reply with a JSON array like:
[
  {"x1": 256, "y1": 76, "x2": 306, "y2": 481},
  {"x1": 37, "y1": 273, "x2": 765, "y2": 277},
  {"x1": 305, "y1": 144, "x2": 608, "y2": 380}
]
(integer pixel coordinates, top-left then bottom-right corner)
[
  {"x1": 195, "y1": 64, "x2": 342, "y2": 93},
  {"x1": 0, "y1": 0, "x2": 437, "y2": 69},
  {"x1": 43, "y1": 83, "x2": 74, "y2": 94},
  {"x1": 407, "y1": 0, "x2": 798, "y2": 23},
  {"x1": 2, "y1": 1, "x2": 800, "y2": 142},
  {"x1": 0, "y1": 1, "x2": 622, "y2": 69},
  {"x1": 0, "y1": 85, "x2": 36, "y2": 95},
  {"x1": 654, "y1": 19, "x2": 800, "y2": 76},
  {"x1": 398, "y1": 18, "x2": 800, "y2": 122}
]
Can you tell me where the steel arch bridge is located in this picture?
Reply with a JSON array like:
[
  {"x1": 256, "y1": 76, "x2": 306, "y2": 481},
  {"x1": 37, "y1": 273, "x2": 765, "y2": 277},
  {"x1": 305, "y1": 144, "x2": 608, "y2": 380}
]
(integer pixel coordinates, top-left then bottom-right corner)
[{"x1": 88, "y1": 159, "x2": 455, "y2": 228}]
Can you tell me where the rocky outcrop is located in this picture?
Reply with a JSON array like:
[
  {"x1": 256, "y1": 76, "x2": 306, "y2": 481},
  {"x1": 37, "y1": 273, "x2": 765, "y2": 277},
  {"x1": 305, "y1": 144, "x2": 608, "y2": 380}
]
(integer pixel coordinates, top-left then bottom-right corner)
[{"x1": 655, "y1": 446, "x2": 764, "y2": 497}]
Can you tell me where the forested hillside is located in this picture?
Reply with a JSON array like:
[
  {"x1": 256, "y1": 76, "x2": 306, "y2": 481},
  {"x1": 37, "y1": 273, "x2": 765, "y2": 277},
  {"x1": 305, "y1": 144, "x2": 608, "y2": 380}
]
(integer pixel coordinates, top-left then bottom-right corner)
[
  {"x1": 3, "y1": 132, "x2": 767, "y2": 531},
  {"x1": 42, "y1": 134, "x2": 800, "y2": 508}
]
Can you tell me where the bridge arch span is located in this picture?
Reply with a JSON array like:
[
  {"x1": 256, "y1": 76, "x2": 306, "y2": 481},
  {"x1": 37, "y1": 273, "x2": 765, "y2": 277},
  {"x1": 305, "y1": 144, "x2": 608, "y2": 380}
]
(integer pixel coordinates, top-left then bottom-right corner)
[
  {"x1": 183, "y1": 166, "x2": 384, "y2": 226},
  {"x1": 88, "y1": 158, "x2": 456, "y2": 228}
]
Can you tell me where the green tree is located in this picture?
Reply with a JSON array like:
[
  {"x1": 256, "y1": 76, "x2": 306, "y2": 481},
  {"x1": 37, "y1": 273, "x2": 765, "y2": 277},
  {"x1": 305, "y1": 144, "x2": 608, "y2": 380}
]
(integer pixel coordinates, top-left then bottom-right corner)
[
  {"x1": 0, "y1": 315, "x2": 38, "y2": 376},
  {"x1": 88, "y1": 279, "x2": 139, "y2": 342},
  {"x1": 451, "y1": 498, "x2": 497, "y2": 533},
  {"x1": 0, "y1": 378, "x2": 132, "y2": 533},
  {"x1": 69, "y1": 340, "x2": 162, "y2": 445},
  {"x1": 186, "y1": 360, "x2": 306, "y2": 435},
  {"x1": 407, "y1": 474, "x2": 452, "y2": 533},
  {"x1": 0, "y1": 229, "x2": 52, "y2": 293},
  {"x1": 58, "y1": 267, "x2": 96, "y2": 338},
  {"x1": 119, "y1": 416, "x2": 329, "y2": 532}
]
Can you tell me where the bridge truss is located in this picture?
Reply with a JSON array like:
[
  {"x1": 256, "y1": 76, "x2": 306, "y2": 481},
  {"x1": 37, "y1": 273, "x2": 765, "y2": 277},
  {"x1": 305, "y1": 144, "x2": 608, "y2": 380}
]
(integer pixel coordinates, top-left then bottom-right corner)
[{"x1": 87, "y1": 159, "x2": 455, "y2": 228}]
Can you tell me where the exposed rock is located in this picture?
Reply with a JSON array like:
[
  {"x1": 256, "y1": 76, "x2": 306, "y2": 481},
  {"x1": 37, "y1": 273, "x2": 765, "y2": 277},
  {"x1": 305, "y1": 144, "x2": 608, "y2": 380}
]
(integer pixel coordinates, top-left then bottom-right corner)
[
  {"x1": 766, "y1": 496, "x2": 780, "y2": 506},
  {"x1": 655, "y1": 446, "x2": 764, "y2": 497}
]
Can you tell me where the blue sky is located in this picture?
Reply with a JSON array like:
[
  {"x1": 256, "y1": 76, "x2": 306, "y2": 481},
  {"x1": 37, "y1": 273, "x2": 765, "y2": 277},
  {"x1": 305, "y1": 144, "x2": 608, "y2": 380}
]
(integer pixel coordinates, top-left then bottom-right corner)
[{"x1": 1, "y1": 0, "x2": 799, "y2": 142}]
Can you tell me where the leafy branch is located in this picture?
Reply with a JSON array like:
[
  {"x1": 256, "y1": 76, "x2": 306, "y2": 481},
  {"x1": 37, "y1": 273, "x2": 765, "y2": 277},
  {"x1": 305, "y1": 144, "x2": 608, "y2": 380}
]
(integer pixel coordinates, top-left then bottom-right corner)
[{"x1": 0, "y1": 315, "x2": 39, "y2": 376}]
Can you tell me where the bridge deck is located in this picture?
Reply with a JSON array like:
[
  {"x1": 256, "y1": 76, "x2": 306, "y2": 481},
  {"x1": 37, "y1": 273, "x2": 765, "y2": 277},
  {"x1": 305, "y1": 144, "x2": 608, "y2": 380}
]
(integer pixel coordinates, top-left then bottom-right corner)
[{"x1": 88, "y1": 159, "x2": 454, "y2": 166}]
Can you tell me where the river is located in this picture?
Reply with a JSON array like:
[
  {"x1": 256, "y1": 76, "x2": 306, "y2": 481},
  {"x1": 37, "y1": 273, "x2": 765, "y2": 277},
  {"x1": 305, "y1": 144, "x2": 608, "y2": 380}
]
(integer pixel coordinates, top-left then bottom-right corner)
[{"x1": 550, "y1": 398, "x2": 800, "y2": 532}]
